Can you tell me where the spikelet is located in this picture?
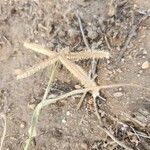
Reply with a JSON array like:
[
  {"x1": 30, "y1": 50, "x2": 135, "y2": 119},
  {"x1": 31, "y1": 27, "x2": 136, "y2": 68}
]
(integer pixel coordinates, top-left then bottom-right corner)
[
  {"x1": 59, "y1": 56, "x2": 97, "y2": 88},
  {"x1": 66, "y1": 50, "x2": 110, "y2": 61},
  {"x1": 24, "y1": 42, "x2": 57, "y2": 57},
  {"x1": 18, "y1": 43, "x2": 110, "y2": 84},
  {"x1": 16, "y1": 58, "x2": 57, "y2": 80}
]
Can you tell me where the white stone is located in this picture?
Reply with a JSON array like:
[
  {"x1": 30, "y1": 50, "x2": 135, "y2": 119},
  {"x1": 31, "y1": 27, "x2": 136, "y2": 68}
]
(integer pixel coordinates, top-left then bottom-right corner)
[
  {"x1": 141, "y1": 61, "x2": 149, "y2": 69},
  {"x1": 62, "y1": 118, "x2": 66, "y2": 123},
  {"x1": 66, "y1": 111, "x2": 70, "y2": 116},
  {"x1": 20, "y1": 122, "x2": 26, "y2": 129}
]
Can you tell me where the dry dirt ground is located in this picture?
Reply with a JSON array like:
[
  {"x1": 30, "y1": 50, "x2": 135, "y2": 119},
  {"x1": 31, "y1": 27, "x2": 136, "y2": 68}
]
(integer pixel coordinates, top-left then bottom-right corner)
[{"x1": 0, "y1": 0, "x2": 150, "y2": 150}]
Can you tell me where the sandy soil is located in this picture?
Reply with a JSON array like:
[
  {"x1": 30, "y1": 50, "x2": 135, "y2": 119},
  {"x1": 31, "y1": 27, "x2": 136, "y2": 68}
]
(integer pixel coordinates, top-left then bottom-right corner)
[{"x1": 0, "y1": 0, "x2": 149, "y2": 150}]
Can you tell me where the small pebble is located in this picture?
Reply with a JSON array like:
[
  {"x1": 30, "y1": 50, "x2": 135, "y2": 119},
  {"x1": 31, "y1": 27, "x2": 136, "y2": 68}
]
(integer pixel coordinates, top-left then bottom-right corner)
[
  {"x1": 118, "y1": 87, "x2": 123, "y2": 91},
  {"x1": 143, "y1": 49, "x2": 147, "y2": 55},
  {"x1": 137, "y1": 74, "x2": 140, "y2": 77},
  {"x1": 121, "y1": 58, "x2": 125, "y2": 63},
  {"x1": 80, "y1": 142, "x2": 88, "y2": 150},
  {"x1": 20, "y1": 121, "x2": 26, "y2": 129},
  {"x1": 113, "y1": 92, "x2": 123, "y2": 98},
  {"x1": 66, "y1": 111, "x2": 70, "y2": 116},
  {"x1": 107, "y1": 60, "x2": 110, "y2": 64},
  {"x1": 75, "y1": 85, "x2": 81, "y2": 89},
  {"x1": 62, "y1": 118, "x2": 66, "y2": 123},
  {"x1": 27, "y1": 103, "x2": 36, "y2": 110},
  {"x1": 141, "y1": 61, "x2": 149, "y2": 69},
  {"x1": 137, "y1": 62, "x2": 141, "y2": 66}
]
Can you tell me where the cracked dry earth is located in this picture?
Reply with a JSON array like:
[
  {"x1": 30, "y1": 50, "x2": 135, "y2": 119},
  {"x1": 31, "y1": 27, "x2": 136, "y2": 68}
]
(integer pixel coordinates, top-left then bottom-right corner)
[{"x1": 0, "y1": 0, "x2": 150, "y2": 150}]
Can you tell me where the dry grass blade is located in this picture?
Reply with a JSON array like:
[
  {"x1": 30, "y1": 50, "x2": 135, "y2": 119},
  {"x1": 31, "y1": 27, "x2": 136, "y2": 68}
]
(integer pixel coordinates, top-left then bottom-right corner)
[
  {"x1": 76, "y1": 12, "x2": 101, "y2": 108},
  {"x1": 17, "y1": 58, "x2": 57, "y2": 80},
  {"x1": 23, "y1": 82, "x2": 149, "y2": 150},
  {"x1": 94, "y1": 97, "x2": 133, "y2": 150},
  {"x1": 43, "y1": 83, "x2": 150, "y2": 150},
  {"x1": 43, "y1": 83, "x2": 150, "y2": 105},
  {"x1": 43, "y1": 89, "x2": 86, "y2": 107},
  {"x1": 90, "y1": 83, "x2": 150, "y2": 92},
  {"x1": 77, "y1": 92, "x2": 87, "y2": 110},
  {"x1": 122, "y1": 113, "x2": 147, "y2": 127},
  {"x1": 0, "y1": 114, "x2": 7, "y2": 150},
  {"x1": 99, "y1": 126, "x2": 133, "y2": 150},
  {"x1": 24, "y1": 42, "x2": 57, "y2": 57},
  {"x1": 24, "y1": 63, "x2": 58, "y2": 150},
  {"x1": 67, "y1": 50, "x2": 110, "y2": 61},
  {"x1": 76, "y1": 12, "x2": 90, "y2": 50},
  {"x1": 59, "y1": 56, "x2": 97, "y2": 88}
]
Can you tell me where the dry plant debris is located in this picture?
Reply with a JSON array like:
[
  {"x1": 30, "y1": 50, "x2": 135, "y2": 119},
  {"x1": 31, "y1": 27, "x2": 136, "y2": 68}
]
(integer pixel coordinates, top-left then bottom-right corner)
[
  {"x1": 17, "y1": 42, "x2": 110, "y2": 80},
  {"x1": 16, "y1": 43, "x2": 110, "y2": 150},
  {"x1": 0, "y1": 0, "x2": 149, "y2": 149},
  {"x1": 24, "y1": 63, "x2": 58, "y2": 150},
  {"x1": 24, "y1": 82, "x2": 150, "y2": 150},
  {"x1": 16, "y1": 43, "x2": 150, "y2": 150},
  {"x1": 0, "y1": 113, "x2": 6, "y2": 150},
  {"x1": 76, "y1": 13, "x2": 100, "y2": 109},
  {"x1": 16, "y1": 42, "x2": 110, "y2": 99},
  {"x1": 15, "y1": 4, "x2": 150, "y2": 149}
]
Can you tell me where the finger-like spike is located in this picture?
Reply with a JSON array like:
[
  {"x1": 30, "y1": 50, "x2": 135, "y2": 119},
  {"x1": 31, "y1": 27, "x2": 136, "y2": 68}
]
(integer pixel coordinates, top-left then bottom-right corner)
[
  {"x1": 67, "y1": 50, "x2": 110, "y2": 61},
  {"x1": 24, "y1": 42, "x2": 57, "y2": 57},
  {"x1": 59, "y1": 56, "x2": 96, "y2": 88},
  {"x1": 16, "y1": 58, "x2": 57, "y2": 80}
]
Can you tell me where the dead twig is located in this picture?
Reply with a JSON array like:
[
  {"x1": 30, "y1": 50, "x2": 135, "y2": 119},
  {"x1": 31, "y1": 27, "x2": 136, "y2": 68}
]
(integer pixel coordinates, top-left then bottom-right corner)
[
  {"x1": 135, "y1": 131, "x2": 150, "y2": 139},
  {"x1": 130, "y1": 126, "x2": 141, "y2": 141},
  {"x1": 76, "y1": 12, "x2": 99, "y2": 109},
  {"x1": 76, "y1": 12, "x2": 98, "y2": 78},
  {"x1": 123, "y1": 113, "x2": 147, "y2": 128},
  {"x1": 104, "y1": 35, "x2": 113, "y2": 51},
  {"x1": 76, "y1": 12, "x2": 90, "y2": 51},
  {"x1": 26, "y1": 82, "x2": 149, "y2": 150},
  {"x1": 77, "y1": 92, "x2": 87, "y2": 110},
  {"x1": 94, "y1": 99, "x2": 133, "y2": 150},
  {"x1": 75, "y1": 13, "x2": 89, "y2": 109},
  {"x1": 98, "y1": 126, "x2": 133, "y2": 150}
]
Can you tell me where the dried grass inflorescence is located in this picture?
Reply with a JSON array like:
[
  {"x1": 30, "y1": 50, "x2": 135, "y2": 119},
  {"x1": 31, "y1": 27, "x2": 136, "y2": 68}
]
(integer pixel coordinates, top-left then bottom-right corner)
[
  {"x1": 17, "y1": 42, "x2": 110, "y2": 150},
  {"x1": 16, "y1": 42, "x2": 110, "y2": 87},
  {"x1": 17, "y1": 43, "x2": 150, "y2": 150}
]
